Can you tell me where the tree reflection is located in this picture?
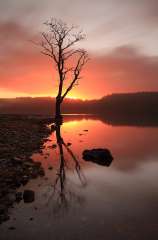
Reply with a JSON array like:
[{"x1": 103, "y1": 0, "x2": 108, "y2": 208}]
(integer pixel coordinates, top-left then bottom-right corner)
[{"x1": 49, "y1": 122, "x2": 86, "y2": 214}]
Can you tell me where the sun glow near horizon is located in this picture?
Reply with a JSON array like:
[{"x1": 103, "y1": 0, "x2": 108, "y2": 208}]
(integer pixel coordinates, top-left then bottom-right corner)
[{"x1": 0, "y1": 88, "x2": 88, "y2": 100}]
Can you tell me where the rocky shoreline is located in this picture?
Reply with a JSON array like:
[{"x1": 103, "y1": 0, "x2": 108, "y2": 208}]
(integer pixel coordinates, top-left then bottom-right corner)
[{"x1": 0, "y1": 115, "x2": 52, "y2": 224}]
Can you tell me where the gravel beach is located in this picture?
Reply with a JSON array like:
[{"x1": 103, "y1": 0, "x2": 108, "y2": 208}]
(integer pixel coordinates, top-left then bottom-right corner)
[{"x1": 0, "y1": 115, "x2": 52, "y2": 224}]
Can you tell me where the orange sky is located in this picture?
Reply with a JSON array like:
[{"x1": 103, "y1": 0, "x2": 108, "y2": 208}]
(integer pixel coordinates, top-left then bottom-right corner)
[
  {"x1": 0, "y1": 1, "x2": 158, "y2": 99},
  {"x1": 1, "y1": 44, "x2": 158, "y2": 100}
]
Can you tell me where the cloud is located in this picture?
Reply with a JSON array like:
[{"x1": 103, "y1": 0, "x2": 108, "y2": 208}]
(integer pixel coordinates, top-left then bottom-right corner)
[
  {"x1": 0, "y1": 21, "x2": 31, "y2": 55},
  {"x1": 0, "y1": 21, "x2": 56, "y2": 95},
  {"x1": 0, "y1": 23, "x2": 158, "y2": 100},
  {"x1": 86, "y1": 45, "x2": 158, "y2": 95}
]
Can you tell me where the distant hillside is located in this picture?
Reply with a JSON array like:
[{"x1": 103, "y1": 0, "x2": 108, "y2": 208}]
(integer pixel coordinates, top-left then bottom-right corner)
[
  {"x1": 0, "y1": 97, "x2": 90, "y2": 115},
  {"x1": 99, "y1": 92, "x2": 158, "y2": 114},
  {"x1": 0, "y1": 97, "x2": 55, "y2": 115},
  {"x1": 0, "y1": 92, "x2": 158, "y2": 118}
]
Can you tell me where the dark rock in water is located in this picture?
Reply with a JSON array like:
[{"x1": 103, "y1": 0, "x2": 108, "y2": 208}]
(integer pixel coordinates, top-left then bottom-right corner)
[
  {"x1": 8, "y1": 226, "x2": 16, "y2": 230},
  {"x1": 67, "y1": 142, "x2": 72, "y2": 146},
  {"x1": 38, "y1": 168, "x2": 45, "y2": 176},
  {"x1": 50, "y1": 124, "x2": 56, "y2": 132},
  {"x1": 82, "y1": 148, "x2": 113, "y2": 166},
  {"x1": 52, "y1": 144, "x2": 57, "y2": 149},
  {"x1": 23, "y1": 190, "x2": 35, "y2": 203},
  {"x1": 48, "y1": 166, "x2": 53, "y2": 170}
]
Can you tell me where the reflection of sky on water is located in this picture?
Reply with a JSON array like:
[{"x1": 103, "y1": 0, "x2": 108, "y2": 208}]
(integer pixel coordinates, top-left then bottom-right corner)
[
  {"x1": 35, "y1": 118, "x2": 158, "y2": 172},
  {"x1": 1, "y1": 117, "x2": 158, "y2": 240}
]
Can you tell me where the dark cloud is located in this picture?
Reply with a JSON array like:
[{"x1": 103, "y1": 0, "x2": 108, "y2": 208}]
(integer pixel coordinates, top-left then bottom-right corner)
[
  {"x1": 88, "y1": 45, "x2": 158, "y2": 93},
  {"x1": 143, "y1": 0, "x2": 158, "y2": 20},
  {"x1": 0, "y1": 21, "x2": 30, "y2": 43},
  {"x1": 0, "y1": 0, "x2": 158, "y2": 55},
  {"x1": 0, "y1": 21, "x2": 36, "y2": 61}
]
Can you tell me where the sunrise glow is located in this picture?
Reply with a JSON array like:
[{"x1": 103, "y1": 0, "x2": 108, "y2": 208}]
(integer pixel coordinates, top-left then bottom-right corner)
[
  {"x1": 1, "y1": 0, "x2": 158, "y2": 99},
  {"x1": 1, "y1": 1, "x2": 158, "y2": 239}
]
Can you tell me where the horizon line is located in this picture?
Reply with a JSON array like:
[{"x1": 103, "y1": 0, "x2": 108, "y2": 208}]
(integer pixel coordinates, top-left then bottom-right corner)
[{"x1": 1, "y1": 91, "x2": 158, "y2": 101}]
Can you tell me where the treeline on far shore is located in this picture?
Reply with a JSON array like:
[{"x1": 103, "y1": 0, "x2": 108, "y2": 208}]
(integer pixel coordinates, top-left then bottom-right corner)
[{"x1": 0, "y1": 92, "x2": 158, "y2": 126}]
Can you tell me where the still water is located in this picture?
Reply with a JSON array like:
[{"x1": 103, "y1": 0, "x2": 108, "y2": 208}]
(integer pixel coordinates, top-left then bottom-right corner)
[{"x1": 1, "y1": 115, "x2": 158, "y2": 240}]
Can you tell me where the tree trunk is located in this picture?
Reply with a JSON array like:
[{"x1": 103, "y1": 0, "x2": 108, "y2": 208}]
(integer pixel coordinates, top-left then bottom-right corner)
[{"x1": 55, "y1": 97, "x2": 62, "y2": 125}]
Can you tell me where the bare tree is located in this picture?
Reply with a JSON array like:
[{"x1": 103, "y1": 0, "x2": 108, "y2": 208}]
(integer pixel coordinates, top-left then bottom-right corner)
[{"x1": 39, "y1": 18, "x2": 89, "y2": 124}]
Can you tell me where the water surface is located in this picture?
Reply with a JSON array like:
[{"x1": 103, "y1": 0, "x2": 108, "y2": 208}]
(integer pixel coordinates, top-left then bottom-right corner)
[{"x1": 1, "y1": 115, "x2": 158, "y2": 240}]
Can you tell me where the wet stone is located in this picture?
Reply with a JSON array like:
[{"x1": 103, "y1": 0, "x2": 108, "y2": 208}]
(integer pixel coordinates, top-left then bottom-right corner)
[
  {"x1": 82, "y1": 148, "x2": 113, "y2": 167},
  {"x1": 23, "y1": 190, "x2": 35, "y2": 203},
  {"x1": 67, "y1": 142, "x2": 72, "y2": 146},
  {"x1": 48, "y1": 166, "x2": 53, "y2": 170},
  {"x1": 52, "y1": 144, "x2": 57, "y2": 149},
  {"x1": 8, "y1": 226, "x2": 16, "y2": 230},
  {"x1": 0, "y1": 115, "x2": 51, "y2": 224}
]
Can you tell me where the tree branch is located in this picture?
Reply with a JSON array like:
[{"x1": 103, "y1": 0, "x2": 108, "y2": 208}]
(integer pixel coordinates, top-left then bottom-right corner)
[{"x1": 61, "y1": 50, "x2": 89, "y2": 101}]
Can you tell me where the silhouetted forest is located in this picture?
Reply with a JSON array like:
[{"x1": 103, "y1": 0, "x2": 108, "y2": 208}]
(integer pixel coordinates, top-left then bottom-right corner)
[
  {"x1": 0, "y1": 92, "x2": 158, "y2": 126},
  {"x1": 0, "y1": 92, "x2": 158, "y2": 114}
]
